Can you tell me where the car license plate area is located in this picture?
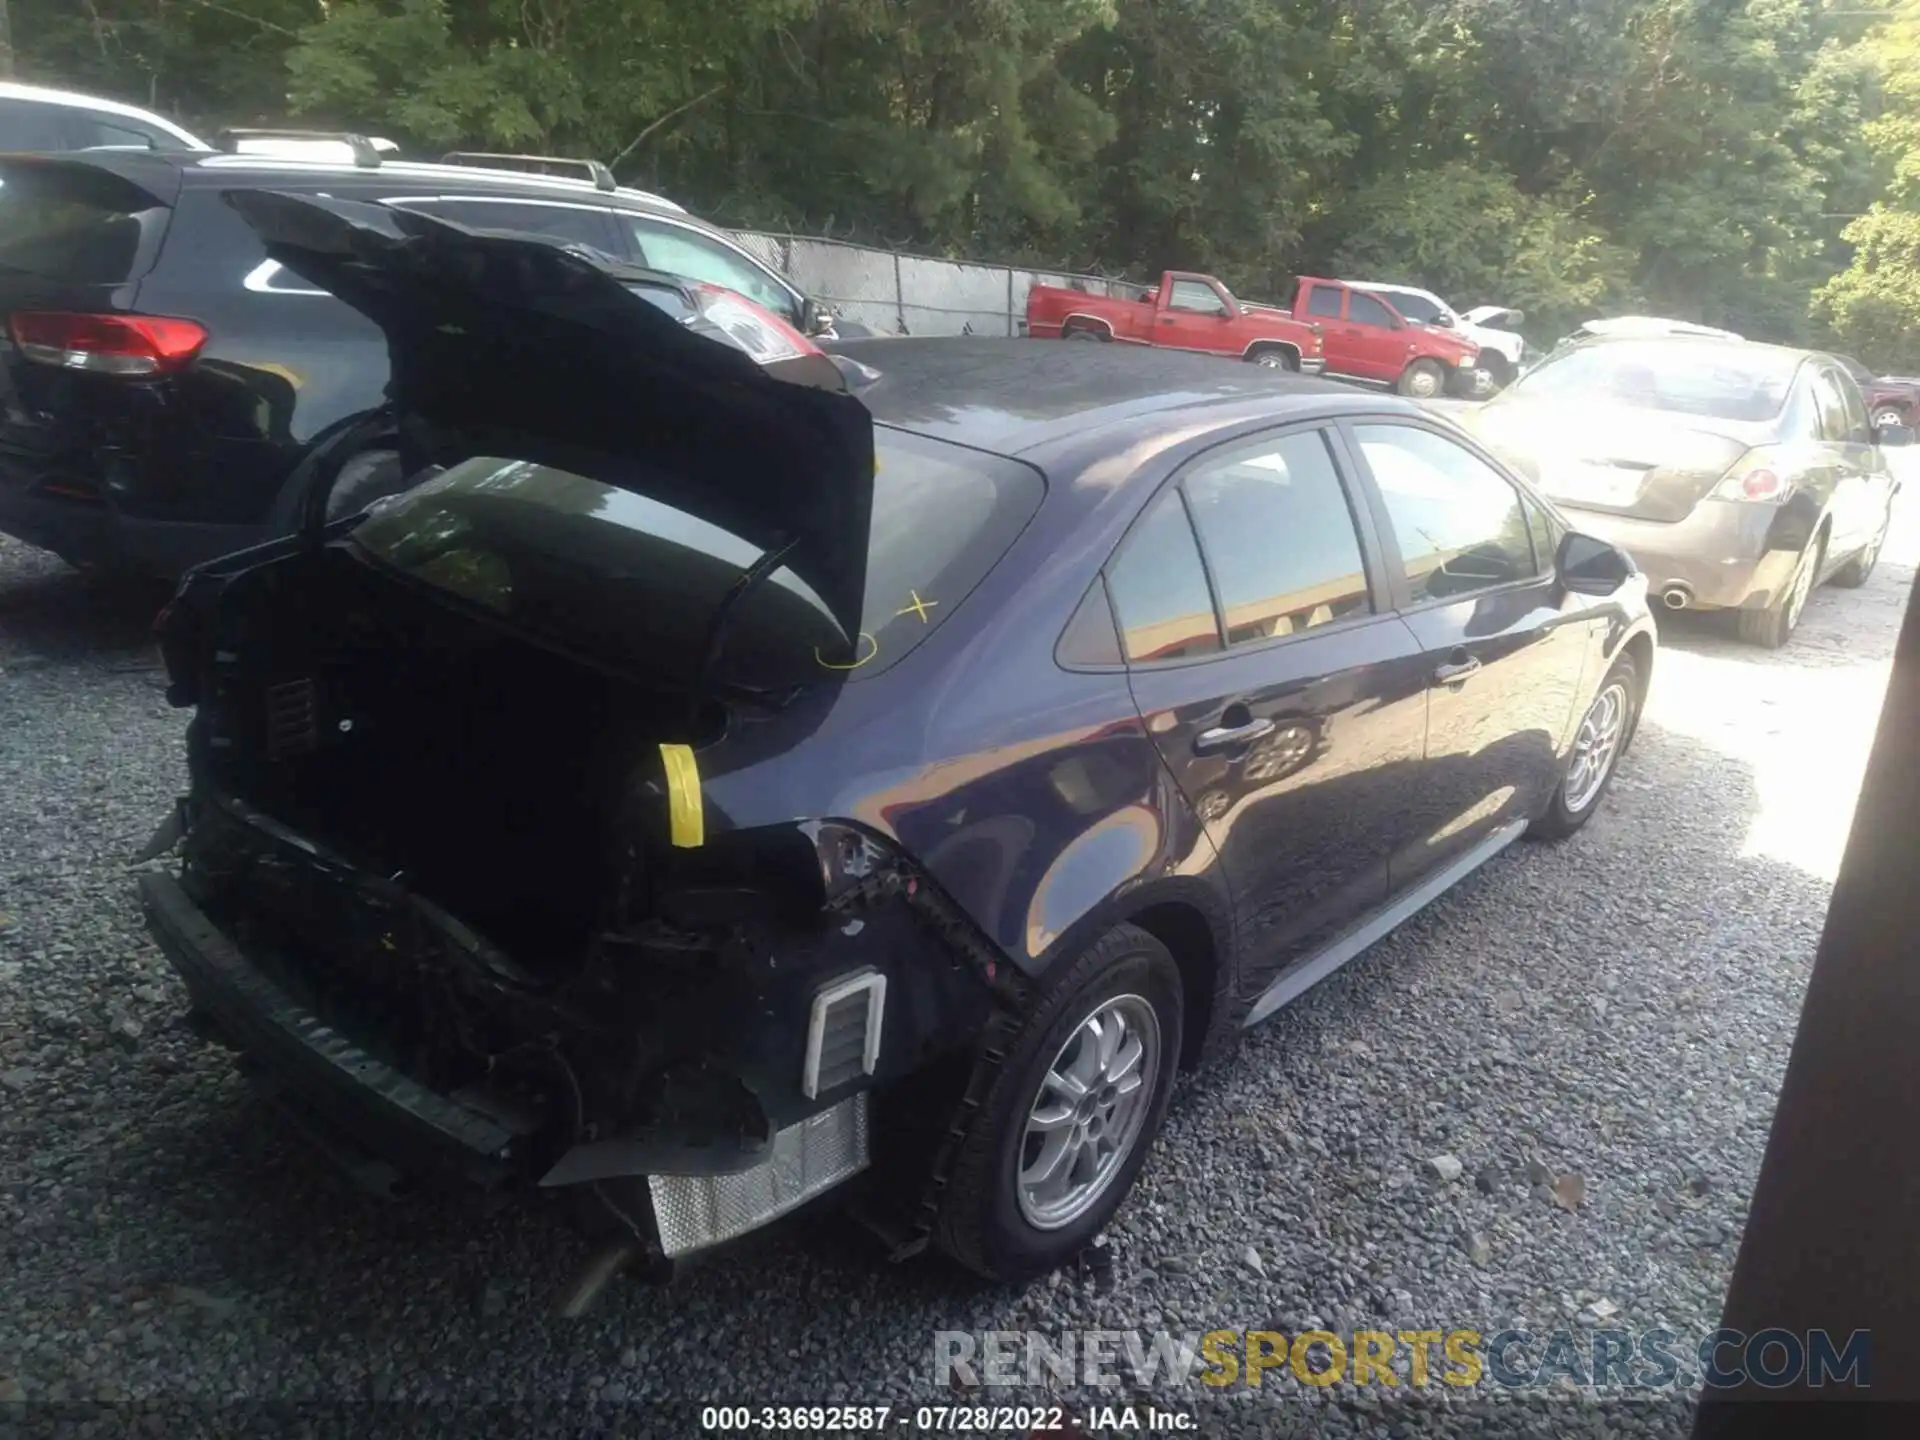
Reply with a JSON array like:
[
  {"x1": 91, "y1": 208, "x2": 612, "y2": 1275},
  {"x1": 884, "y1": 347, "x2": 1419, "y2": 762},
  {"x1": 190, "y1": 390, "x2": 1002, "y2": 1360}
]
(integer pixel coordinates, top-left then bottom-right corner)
[{"x1": 1543, "y1": 460, "x2": 1646, "y2": 508}]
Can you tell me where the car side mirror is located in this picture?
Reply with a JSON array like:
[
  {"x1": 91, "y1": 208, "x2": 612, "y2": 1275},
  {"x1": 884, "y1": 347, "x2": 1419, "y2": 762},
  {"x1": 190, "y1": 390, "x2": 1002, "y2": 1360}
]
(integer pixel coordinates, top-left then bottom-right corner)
[
  {"x1": 800, "y1": 297, "x2": 836, "y2": 338},
  {"x1": 1557, "y1": 531, "x2": 1636, "y2": 596},
  {"x1": 1873, "y1": 421, "x2": 1914, "y2": 448},
  {"x1": 1433, "y1": 314, "x2": 1455, "y2": 328}
]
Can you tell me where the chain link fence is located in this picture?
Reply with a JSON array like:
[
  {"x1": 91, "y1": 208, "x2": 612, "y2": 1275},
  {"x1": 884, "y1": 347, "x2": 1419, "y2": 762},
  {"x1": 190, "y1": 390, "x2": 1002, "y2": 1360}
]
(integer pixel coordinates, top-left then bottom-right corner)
[{"x1": 733, "y1": 231, "x2": 1149, "y2": 337}]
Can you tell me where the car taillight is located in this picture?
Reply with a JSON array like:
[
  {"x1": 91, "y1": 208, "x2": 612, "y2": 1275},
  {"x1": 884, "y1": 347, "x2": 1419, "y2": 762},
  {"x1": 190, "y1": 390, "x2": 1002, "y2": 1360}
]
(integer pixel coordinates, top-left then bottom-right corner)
[
  {"x1": 688, "y1": 284, "x2": 822, "y2": 366},
  {"x1": 9, "y1": 312, "x2": 209, "y2": 376},
  {"x1": 1713, "y1": 464, "x2": 1787, "y2": 503}
]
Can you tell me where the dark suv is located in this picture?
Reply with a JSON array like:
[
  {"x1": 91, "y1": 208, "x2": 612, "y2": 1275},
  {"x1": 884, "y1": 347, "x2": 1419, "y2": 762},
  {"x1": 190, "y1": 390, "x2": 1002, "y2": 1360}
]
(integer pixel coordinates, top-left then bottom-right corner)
[{"x1": 0, "y1": 144, "x2": 833, "y2": 576}]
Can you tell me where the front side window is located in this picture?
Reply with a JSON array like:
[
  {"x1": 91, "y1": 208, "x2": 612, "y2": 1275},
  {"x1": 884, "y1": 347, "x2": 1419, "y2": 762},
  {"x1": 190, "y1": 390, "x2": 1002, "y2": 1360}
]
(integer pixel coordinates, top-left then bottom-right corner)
[
  {"x1": 1180, "y1": 430, "x2": 1371, "y2": 644},
  {"x1": 625, "y1": 217, "x2": 800, "y2": 324},
  {"x1": 1386, "y1": 291, "x2": 1443, "y2": 324},
  {"x1": 1106, "y1": 491, "x2": 1222, "y2": 663},
  {"x1": 1349, "y1": 292, "x2": 1398, "y2": 329},
  {"x1": 1355, "y1": 424, "x2": 1537, "y2": 602},
  {"x1": 1167, "y1": 279, "x2": 1227, "y2": 315}
]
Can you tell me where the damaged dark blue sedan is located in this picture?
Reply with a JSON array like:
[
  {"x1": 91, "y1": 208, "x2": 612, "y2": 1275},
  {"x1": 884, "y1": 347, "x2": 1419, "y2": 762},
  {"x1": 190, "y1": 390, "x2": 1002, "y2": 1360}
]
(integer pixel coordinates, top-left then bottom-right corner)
[{"x1": 139, "y1": 191, "x2": 1657, "y2": 1306}]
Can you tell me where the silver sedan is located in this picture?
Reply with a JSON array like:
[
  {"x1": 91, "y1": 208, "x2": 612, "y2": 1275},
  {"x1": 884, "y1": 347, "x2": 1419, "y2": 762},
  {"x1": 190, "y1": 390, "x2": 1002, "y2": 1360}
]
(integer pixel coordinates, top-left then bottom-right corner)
[{"x1": 1451, "y1": 336, "x2": 1908, "y2": 647}]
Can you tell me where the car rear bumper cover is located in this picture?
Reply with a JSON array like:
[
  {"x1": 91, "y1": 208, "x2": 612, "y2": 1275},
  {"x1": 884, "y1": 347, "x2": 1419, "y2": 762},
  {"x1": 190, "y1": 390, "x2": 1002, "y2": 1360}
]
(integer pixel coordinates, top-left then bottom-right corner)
[{"x1": 1557, "y1": 497, "x2": 1798, "y2": 610}]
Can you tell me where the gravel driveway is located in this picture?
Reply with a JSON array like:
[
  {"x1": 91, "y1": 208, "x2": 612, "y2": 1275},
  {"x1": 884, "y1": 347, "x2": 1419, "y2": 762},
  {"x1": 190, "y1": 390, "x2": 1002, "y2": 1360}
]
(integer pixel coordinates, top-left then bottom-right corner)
[{"x1": 3, "y1": 463, "x2": 1913, "y2": 1436}]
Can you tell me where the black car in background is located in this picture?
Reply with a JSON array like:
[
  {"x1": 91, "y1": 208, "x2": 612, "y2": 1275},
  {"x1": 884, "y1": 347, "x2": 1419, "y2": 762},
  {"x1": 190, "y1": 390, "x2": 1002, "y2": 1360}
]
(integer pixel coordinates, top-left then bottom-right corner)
[
  {"x1": 0, "y1": 145, "x2": 836, "y2": 576},
  {"x1": 139, "y1": 194, "x2": 1657, "y2": 1296}
]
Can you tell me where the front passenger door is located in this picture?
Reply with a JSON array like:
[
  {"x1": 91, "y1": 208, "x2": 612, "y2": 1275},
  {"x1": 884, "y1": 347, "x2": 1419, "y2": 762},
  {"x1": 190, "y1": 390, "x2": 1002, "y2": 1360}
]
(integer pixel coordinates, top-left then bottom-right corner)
[
  {"x1": 1108, "y1": 426, "x2": 1432, "y2": 1009},
  {"x1": 1347, "y1": 422, "x2": 1595, "y2": 889}
]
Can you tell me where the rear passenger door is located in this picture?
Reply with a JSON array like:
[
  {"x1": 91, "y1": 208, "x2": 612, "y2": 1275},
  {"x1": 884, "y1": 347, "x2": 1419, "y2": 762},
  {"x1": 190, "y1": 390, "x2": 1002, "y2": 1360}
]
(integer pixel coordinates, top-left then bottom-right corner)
[
  {"x1": 1107, "y1": 425, "x2": 1432, "y2": 1011},
  {"x1": 1344, "y1": 421, "x2": 1594, "y2": 889}
]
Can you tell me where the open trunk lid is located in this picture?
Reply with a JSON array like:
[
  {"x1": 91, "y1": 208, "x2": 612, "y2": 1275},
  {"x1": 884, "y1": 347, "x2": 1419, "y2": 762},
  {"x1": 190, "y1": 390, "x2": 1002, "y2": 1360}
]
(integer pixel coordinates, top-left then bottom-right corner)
[{"x1": 224, "y1": 188, "x2": 876, "y2": 641}]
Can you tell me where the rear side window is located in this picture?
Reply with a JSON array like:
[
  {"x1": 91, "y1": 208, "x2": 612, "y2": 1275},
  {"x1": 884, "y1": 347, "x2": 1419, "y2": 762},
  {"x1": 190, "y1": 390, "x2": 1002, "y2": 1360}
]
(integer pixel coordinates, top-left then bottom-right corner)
[
  {"x1": 0, "y1": 99, "x2": 71, "y2": 152},
  {"x1": 1107, "y1": 491, "x2": 1222, "y2": 663},
  {"x1": 0, "y1": 162, "x2": 159, "y2": 284},
  {"x1": 392, "y1": 198, "x2": 624, "y2": 255},
  {"x1": 1307, "y1": 286, "x2": 1342, "y2": 320}
]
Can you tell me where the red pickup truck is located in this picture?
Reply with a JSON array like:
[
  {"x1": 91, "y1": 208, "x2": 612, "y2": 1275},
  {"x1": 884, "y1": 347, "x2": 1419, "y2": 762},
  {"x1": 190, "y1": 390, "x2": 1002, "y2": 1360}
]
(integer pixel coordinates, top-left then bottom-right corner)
[
  {"x1": 1025, "y1": 270, "x2": 1326, "y2": 374},
  {"x1": 1260, "y1": 277, "x2": 1480, "y2": 398}
]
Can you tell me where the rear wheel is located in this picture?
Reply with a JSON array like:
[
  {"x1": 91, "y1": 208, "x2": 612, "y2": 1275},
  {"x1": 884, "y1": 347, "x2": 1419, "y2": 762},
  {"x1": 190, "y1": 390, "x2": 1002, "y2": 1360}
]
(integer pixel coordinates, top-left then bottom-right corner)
[
  {"x1": 1064, "y1": 326, "x2": 1108, "y2": 343},
  {"x1": 1736, "y1": 532, "x2": 1823, "y2": 648},
  {"x1": 1832, "y1": 508, "x2": 1892, "y2": 589},
  {"x1": 1532, "y1": 654, "x2": 1640, "y2": 840},
  {"x1": 1872, "y1": 406, "x2": 1907, "y2": 430},
  {"x1": 323, "y1": 449, "x2": 408, "y2": 522},
  {"x1": 934, "y1": 923, "x2": 1182, "y2": 1283},
  {"x1": 1398, "y1": 359, "x2": 1447, "y2": 398}
]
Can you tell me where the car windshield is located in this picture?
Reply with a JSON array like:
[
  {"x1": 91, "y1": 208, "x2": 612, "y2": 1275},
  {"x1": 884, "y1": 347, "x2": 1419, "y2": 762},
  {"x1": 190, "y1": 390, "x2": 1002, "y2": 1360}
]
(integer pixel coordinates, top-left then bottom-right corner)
[
  {"x1": 348, "y1": 424, "x2": 1044, "y2": 686},
  {"x1": 1506, "y1": 340, "x2": 1798, "y2": 422}
]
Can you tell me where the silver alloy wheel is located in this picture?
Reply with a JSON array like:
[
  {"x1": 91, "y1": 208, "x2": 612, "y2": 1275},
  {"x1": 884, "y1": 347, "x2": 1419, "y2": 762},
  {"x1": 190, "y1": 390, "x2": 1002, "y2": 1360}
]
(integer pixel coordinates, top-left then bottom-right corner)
[
  {"x1": 1405, "y1": 366, "x2": 1442, "y2": 398},
  {"x1": 1873, "y1": 407, "x2": 1904, "y2": 429},
  {"x1": 1784, "y1": 539, "x2": 1818, "y2": 630},
  {"x1": 1016, "y1": 994, "x2": 1161, "y2": 1230},
  {"x1": 1253, "y1": 351, "x2": 1290, "y2": 369},
  {"x1": 1563, "y1": 680, "x2": 1630, "y2": 814}
]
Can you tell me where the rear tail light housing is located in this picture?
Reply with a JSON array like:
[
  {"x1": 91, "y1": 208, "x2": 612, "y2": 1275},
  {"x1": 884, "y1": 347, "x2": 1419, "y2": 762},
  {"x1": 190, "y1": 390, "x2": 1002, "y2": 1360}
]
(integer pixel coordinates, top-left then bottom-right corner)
[
  {"x1": 1712, "y1": 459, "x2": 1789, "y2": 504},
  {"x1": 688, "y1": 284, "x2": 821, "y2": 366},
  {"x1": 9, "y1": 312, "x2": 209, "y2": 377}
]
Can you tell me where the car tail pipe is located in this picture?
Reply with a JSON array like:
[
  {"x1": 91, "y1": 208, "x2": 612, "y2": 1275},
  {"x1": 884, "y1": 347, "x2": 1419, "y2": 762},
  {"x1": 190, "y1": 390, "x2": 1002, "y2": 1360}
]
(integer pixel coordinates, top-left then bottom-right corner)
[{"x1": 1660, "y1": 583, "x2": 1692, "y2": 611}]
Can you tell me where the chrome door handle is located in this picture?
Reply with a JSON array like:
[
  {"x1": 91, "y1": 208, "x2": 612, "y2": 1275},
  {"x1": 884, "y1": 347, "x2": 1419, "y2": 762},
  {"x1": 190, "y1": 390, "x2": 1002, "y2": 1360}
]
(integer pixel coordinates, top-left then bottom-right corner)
[
  {"x1": 1434, "y1": 655, "x2": 1483, "y2": 686},
  {"x1": 1194, "y1": 717, "x2": 1276, "y2": 754}
]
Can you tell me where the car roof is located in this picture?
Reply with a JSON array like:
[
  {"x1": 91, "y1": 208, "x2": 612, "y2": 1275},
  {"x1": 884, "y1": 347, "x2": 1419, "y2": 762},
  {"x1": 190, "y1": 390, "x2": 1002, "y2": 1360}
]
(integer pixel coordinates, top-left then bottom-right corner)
[
  {"x1": 0, "y1": 81, "x2": 209, "y2": 148},
  {"x1": 180, "y1": 152, "x2": 687, "y2": 214},
  {"x1": 48, "y1": 145, "x2": 688, "y2": 215},
  {"x1": 1556, "y1": 333, "x2": 1815, "y2": 368},
  {"x1": 831, "y1": 337, "x2": 1418, "y2": 454}
]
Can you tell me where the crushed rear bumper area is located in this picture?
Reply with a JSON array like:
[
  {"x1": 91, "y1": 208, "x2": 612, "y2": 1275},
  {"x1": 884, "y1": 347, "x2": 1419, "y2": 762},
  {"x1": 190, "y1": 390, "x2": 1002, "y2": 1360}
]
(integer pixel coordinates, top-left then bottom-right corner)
[{"x1": 138, "y1": 869, "x2": 536, "y2": 1188}]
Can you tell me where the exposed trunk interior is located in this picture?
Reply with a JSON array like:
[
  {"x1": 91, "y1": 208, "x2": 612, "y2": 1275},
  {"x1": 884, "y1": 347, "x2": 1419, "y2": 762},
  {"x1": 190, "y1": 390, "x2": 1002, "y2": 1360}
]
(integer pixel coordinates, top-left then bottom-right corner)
[{"x1": 193, "y1": 544, "x2": 716, "y2": 973}]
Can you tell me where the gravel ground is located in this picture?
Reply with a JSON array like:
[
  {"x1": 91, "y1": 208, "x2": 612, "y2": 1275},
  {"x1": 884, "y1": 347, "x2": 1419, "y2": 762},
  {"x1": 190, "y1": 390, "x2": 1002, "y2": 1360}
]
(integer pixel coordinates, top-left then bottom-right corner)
[{"x1": 2, "y1": 464, "x2": 1915, "y2": 1438}]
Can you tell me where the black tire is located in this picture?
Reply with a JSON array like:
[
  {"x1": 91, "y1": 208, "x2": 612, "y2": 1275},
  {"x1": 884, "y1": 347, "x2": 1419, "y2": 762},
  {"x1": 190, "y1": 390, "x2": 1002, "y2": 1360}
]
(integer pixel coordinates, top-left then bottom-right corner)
[
  {"x1": 1397, "y1": 358, "x2": 1447, "y2": 398},
  {"x1": 1063, "y1": 326, "x2": 1108, "y2": 343},
  {"x1": 1831, "y1": 507, "x2": 1891, "y2": 589},
  {"x1": 1736, "y1": 532, "x2": 1824, "y2": 649},
  {"x1": 323, "y1": 448, "x2": 407, "y2": 523},
  {"x1": 1248, "y1": 346, "x2": 1299, "y2": 371},
  {"x1": 1532, "y1": 653, "x2": 1641, "y2": 840},
  {"x1": 934, "y1": 923, "x2": 1182, "y2": 1284}
]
